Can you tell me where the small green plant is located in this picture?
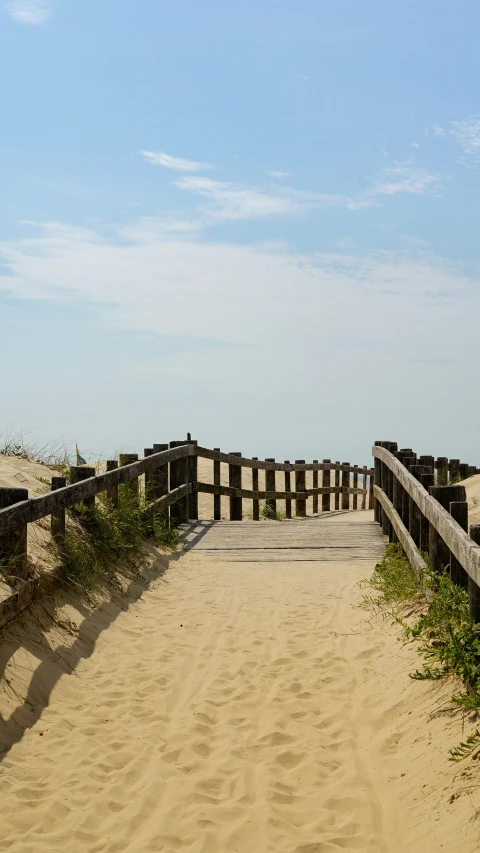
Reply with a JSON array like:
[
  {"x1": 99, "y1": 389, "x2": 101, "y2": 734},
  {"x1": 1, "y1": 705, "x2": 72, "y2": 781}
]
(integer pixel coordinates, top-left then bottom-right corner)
[
  {"x1": 449, "y1": 730, "x2": 480, "y2": 762},
  {"x1": 56, "y1": 488, "x2": 178, "y2": 594},
  {"x1": 360, "y1": 543, "x2": 422, "y2": 616},
  {"x1": 362, "y1": 543, "x2": 480, "y2": 760},
  {"x1": 260, "y1": 501, "x2": 286, "y2": 521},
  {"x1": 403, "y1": 573, "x2": 480, "y2": 709}
]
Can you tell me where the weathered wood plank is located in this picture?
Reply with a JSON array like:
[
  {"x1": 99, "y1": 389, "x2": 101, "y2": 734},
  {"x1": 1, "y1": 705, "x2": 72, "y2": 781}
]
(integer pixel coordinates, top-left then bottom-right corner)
[
  {"x1": 373, "y1": 485, "x2": 426, "y2": 580},
  {"x1": 295, "y1": 462, "x2": 306, "y2": 517},
  {"x1": 229, "y1": 452, "x2": 243, "y2": 521},
  {"x1": 170, "y1": 441, "x2": 188, "y2": 524},
  {"x1": 194, "y1": 483, "x2": 366, "y2": 500},
  {"x1": 373, "y1": 445, "x2": 480, "y2": 586},
  {"x1": 322, "y1": 460, "x2": 331, "y2": 512},
  {"x1": 51, "y1": 476, "x2": 66, "y2": 545},
  {"x1": 265, "y1": 459, "x2": 277, "y2": 516},
  {"x1": 312, "y1": 462, "x2": 319, "y2": 515},
  {"x1": 195, "y1": 447, "x2": 371, "y2": 474},
  {"x1": 284, "y1": 462, "x2": 291, "y2": 519},
  {"x1": 213, "y1": 448, "x2": 221, "y2": 521},
  {"x1": 0, "y1": 488, "x2": 29, "y2": 578}
]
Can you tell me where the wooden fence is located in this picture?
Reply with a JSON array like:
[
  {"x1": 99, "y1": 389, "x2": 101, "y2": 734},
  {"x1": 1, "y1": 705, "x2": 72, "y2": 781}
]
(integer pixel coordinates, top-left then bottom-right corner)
[
  {"x1": 0, "y1": 438, "x2": 374, "y2": 584},
  {"x1": 372, "y1": 440, "x2": 480, "y2": 622}
]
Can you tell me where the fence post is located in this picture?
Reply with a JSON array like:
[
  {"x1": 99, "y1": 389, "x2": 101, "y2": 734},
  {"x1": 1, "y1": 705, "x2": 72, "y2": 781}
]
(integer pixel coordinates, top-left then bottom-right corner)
[
  {"x1": 144, "y1": 448, "x2": 154, "y2": 504},
  {"x1": 334, "y1": 462, "x2": 341, "y2": 511},
  {"x1": 342, "y1": 463, "x2": 350, "y2": 511},
  {"x1": 419, "y1": 455, "x2": 435, "y2": 471},
  {"x1": 392, "y1": 468, "x2": 403, "y2": 540},
  {"x1": 213, "y1": 448, "x2": 221, "y2": 521},
  {"x1": 152, "y1": 443, "x2": 168, "y2": 501},
  {"x1": 409, "y1": 466, "x2": 429, "y2": 548},
  {"x1": 322, "y1": 460, "x2": 331, "y2": 512},
  {"x1": 428, "y1": 485, "x2": 467, "y2": 572},
  {"x1": 373, "y1": 442, "x2": 382, "y2": 523},
  {"x1": 51, "y1": 476, "x2": 66, "y2": 546},
  {"x1": 70, "y1": 465, "x2": 96, "y2": 511},
  {"x1": 0, "y1": 488, "x2": 28, "y2": 579},
  {"x1": 420, "y1": 471, "x2": 434, "y2": 551},
  {"x1": 436, "y1": 457, "x2": 448, "y2": 486},
  {"x1": 368, "y1": 469, "x2": 374, "y2": 509},
  {"x1": 229, "y1": 452, "x2": 242, "y2": 520},
  {"x1": 469, "y1": 525, "x2": 480, "y2": 623},
  {"x1": 402, "y1": 456, "x2": 417, "y2": 531},
  {"x1": 265, "y1": 458, "x2": 276, "y2": 517},
  {"x1": 252, "y1": 457, "x2": 259, "y2": 521},
  {"x1": 118, "y1": 453, "x2": 139, "y2": 506},
  {"x1": 169, "y1": 442, "x2": 188, "y2": 525},
  {"x1": 352, "y1": 465, "x2": 359, "y2": 511},
  {"x1": 187, "y1": 439, "x2": 198, "y2": 521},
  {"x1": 362, "y1": 466, "x2": 368, "y2": 510},
  {"x1": 312, "y1": 462, "x2": 318, "y2": 515},
  {"x1": 295, "y1": 462, "x2": 306, "y2": 517},
  {"x1": 449, "y1": 501, "x2": 469, "y2": 588},
  {"x1": 284, "y1": 462, "x2": 291, "y2": 519},
  {"x1": 449, "y1": 459, "x2": 461, "y2": 484},
  {"x1": 459, "y1": 463, "x2": 470, "y2": 480},
  {"x1": 106, "y1": 460, "x2": 119, "y2": 508}
]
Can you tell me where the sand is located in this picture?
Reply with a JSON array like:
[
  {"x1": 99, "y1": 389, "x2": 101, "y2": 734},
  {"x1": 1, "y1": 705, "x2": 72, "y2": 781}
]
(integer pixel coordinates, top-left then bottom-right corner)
[
  {"x1": 0, "y1": 514, "x2": 480, "y2": 851},
  {"x1": 1, "y1": 455, "x2": 480, "y2": 851},
  {"x1": 461, "y1": 473, "x2": 480, "y2": 526}
]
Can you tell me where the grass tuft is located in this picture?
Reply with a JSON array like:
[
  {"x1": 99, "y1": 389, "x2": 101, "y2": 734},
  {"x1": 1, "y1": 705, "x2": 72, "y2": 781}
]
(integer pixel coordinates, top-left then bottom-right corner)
[
  {"x1": 260, "y1": 501, "x2": 286, "y2": 521},
  {"x1": 56, "y1": 487, "x2": 178, "y2": 595},
  {"x1": 362, "y1": 542, "x2": 480, "y2": 761},
  {"x1": 360, "y1": 543, "x2": 421, "y2": 617}
]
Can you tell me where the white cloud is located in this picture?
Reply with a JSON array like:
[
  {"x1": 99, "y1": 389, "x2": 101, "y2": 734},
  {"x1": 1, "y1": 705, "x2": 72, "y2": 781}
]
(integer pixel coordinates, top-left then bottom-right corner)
[
  {"x1": 173, "y1": 175, "x2": 377, "y2": 221},
  {"x1": 174, "y1": 176, "x2": 306, "y2": 220},
  {"x1": 369, "y1": 160, "x2": 442, "y2": 197},
  {"x1": 0, "y1": 221, "x2": 476, "y2": 348},
  {"x1": 266, "y1": 170, "x2": 291, "y2": 180},
  {"x1": 5, "y1": 0, "x2": 54, "y2": 24},
  {"x1": 140, "y1": 150, "x2": 214, "y2": 172},
  {"x1": 3, "y1": 219, "x2": 480, "y2": 461},
  {"x1": 445, "y1": 116, "x2": 480, "y2": 164}
]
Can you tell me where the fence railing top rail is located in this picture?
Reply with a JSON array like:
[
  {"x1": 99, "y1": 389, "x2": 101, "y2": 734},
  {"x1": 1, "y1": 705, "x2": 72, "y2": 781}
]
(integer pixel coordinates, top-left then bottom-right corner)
[
  {"x1": 195, "y1": 447, "x2": 372, "y2": 474},
  {"x1": 0, "y1": 443, "x2": 195, "y2": 536},
  {"x1": 373, "y1": 444, "x2": 480, "y2": 586},
  {"x1": 0, "y1": 442, "x2": 373, "y2": 538}
]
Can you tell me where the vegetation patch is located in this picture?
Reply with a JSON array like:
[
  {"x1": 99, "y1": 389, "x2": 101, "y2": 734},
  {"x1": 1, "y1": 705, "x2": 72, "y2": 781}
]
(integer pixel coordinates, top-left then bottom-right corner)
[
  {"x1": 56, "y1": 486, "x2": 179, "y2": 595},
  {"x1": 362, "y1": 543, "x2": 480, "y2": 762},
  {"x1": 260, "y1": 501, "x2": 286, "y2": 521}
]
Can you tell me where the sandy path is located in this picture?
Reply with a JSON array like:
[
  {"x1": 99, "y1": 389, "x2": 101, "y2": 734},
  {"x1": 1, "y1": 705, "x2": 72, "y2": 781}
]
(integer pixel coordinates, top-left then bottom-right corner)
[{"x1": 1, "y1": 513, "x2": 480, "y2": 852}]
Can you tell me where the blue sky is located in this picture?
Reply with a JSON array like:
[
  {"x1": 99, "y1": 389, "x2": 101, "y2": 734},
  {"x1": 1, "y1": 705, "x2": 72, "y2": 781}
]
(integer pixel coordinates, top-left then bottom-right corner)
[{"x1": 1, "y1": 0, "x2": 480, "y2": 465}]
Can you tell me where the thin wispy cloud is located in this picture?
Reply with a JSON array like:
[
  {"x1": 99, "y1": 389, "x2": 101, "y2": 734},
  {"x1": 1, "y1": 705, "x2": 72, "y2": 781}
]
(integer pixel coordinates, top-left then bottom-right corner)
[
  {"x1": 266, "y1": 170, "x2": 291, "y2": 180},
  {"x1": 5, "y1": 0, "x2": 54, "y2": 24},
  {"x1": 0, "y1": 221, "x2": 476, "y2": 360},
  {"x1": 173, "y1": 175, "x2": 372, "y2": 221},
  {"x1": 174, "y1": 176, "x2": 303, "y2": 220},
  {"x1": 369, "y1": 159, "x2": 443, "y2": 197},
  {"x1": 140, "y1": 150, "x2": 214, "y2": 172},
  {"x1": 435, "y1": 116, "x2": 480, "y2": 165}
]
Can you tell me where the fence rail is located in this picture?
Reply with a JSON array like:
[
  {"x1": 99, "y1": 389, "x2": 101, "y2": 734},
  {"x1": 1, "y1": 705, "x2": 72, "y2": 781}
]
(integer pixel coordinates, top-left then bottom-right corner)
[
  {"x1": 372, "y1": 440, "x2": 480, "y2": 621},
  {"x1": 0, "y1": 439, "x2": 374, "y2": 586}
]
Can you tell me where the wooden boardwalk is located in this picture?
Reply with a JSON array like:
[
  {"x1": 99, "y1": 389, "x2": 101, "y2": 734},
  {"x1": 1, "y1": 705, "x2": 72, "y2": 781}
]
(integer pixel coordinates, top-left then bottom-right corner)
[{"x1": 181, "y1": 510, "x2": 386, "y2": 563}]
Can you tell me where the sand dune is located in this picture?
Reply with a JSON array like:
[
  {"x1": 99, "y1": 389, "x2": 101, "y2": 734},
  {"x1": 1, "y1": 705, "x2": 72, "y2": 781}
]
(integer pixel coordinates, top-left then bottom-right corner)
[
  {"x1": 0, "y1": 513, "x2": 479, "y2": 852},
  {"x1": 1, "y1": 454, "x2": 480, "y2": 851}
]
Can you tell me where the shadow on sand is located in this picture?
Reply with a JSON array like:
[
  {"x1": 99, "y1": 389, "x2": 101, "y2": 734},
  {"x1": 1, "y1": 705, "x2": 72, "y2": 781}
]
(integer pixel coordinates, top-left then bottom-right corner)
[{"x1": 0, "y1": 540, "x2": 184, "y2": 760}]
